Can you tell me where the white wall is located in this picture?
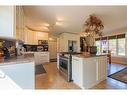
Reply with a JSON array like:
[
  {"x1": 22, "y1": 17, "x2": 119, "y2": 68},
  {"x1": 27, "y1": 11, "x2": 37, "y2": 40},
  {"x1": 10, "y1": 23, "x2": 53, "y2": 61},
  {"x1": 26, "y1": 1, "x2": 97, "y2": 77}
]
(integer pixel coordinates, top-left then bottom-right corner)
[
  {"x1": 0, "y1": 62, "x2": 35, "y2": 89},
  {"x1": 0, "y1": 6, "x2": 15, "y2": 38}
]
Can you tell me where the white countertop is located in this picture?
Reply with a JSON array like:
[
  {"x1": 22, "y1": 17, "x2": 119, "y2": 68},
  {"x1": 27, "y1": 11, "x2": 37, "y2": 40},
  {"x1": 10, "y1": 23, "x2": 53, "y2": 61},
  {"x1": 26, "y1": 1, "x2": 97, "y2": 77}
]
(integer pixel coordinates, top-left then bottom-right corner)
[
  {"x1": 72, "y1": 54, "x2": 107, "y2": 58},
  {"x1": 0, "y1": 70, "x2": 22, "y2": 89}
]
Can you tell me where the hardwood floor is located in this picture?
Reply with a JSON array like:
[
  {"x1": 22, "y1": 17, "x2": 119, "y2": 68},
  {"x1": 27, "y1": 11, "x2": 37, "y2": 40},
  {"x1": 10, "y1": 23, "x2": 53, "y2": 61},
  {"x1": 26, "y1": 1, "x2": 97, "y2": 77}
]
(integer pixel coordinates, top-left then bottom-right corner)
[
  {"x1": 35, "y1": 62, "x2": 80, "y2": 89},
  {"x1": 35, "y1": 62, "x2": 127, "y2": 89},
  {"x1": 92, "y1": 63, "x2": 127, "y2": 89}
]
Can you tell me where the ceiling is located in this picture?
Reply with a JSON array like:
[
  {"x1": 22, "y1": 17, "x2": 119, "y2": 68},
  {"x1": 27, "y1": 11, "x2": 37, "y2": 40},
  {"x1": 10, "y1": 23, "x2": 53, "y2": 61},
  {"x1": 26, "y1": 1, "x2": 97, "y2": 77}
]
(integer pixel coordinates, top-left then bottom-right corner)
[{"x1": 23, "y1": 6, "x2": 127, "y2": 36}]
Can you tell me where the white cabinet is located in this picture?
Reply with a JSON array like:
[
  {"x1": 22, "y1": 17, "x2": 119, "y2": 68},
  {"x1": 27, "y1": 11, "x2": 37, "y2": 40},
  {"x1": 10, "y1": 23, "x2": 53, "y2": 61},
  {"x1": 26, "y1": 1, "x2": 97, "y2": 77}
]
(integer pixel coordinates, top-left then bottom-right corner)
[
  {"x1": 96, "y1": 56, "x2": 107, "y2": 81},
  {"x1": 24, "y1": 30, "x2": 48, "y2": 45},
  {"x1": 72, "y1": 55, "x2": 107, "y2": 89},
  {"x1": 16, "y1": 6, "x2": 25, "y2": 41},
  {"x1": 24, "y1": 28, "x2": 37, "y2": 45},
  {"x1": 34, "y1": 52, "x2": 49, "y2": 65},
  {"x1": 0, "y1": 6, "x2": 15, "y2": 38},
  {"x1": 72, "y1": 57, "x2": 83, "y2": 88},
  {"x1": 83, "y1": 58, "x2": 97, "y2": 88}
]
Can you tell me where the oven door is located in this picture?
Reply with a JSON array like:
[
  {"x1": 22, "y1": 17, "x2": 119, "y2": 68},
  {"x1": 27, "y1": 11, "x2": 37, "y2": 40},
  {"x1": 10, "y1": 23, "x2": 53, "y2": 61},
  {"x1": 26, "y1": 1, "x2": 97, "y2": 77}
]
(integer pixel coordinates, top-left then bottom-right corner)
[{"x1": 59, "y1": 57, "x2": 68, "y2": 74}]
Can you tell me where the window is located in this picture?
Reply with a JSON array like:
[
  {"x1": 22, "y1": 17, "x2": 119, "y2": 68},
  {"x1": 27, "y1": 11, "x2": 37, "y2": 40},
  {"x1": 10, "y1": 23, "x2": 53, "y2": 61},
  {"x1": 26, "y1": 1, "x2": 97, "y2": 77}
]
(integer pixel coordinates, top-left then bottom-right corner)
[
  {"x1": 101, "y1": 37, "x2": 108, "y2": 53},
  {"x1": 95, "y1": 34, "x2": 126, "y2": 56},
  {"x1": 118, "y1": 38, "x2": 125, "y2": 56},
  {"x1": 109, "y1": 39, "x2": 117, "y2": 56},
  {"x1": 95, "y1": 40, "x2": 101, "y2": 54}
]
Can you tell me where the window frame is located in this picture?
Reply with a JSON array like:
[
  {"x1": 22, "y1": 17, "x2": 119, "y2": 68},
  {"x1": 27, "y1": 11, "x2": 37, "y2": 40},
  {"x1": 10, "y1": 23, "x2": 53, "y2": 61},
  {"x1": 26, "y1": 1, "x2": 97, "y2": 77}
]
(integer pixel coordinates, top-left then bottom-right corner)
[{"x1": 95, "y1": 34, "x2": 126, "y2": 57}]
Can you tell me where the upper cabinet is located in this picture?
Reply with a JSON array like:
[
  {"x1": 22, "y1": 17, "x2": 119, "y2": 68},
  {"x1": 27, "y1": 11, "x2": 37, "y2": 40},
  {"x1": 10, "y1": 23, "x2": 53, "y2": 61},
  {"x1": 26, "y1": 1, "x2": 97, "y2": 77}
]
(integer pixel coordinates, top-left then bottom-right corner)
[
  {"x1": 0, "y1": 6, "x2": 15, "y2": 38},
  {"x1": 0, "y1": 6, "x2": 25, "y2": 41},
  {"x1": 24, "y1": 28, "x2": 49, "y2": 45},
  {"x1": 16, "y1": 6, "x2": 25, "y2": 41}
]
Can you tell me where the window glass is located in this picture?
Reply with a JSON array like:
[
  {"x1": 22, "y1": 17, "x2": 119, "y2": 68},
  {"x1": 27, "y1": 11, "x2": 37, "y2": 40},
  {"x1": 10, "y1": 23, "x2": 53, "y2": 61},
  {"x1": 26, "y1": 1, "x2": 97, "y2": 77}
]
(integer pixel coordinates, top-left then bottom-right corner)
[
  {"x1": 95, "y1": 41, "x2": 101, "y2": 54},
  {"x1": 101, "y1": 39, "x2": 108, "y2": 53},
  {"x1": 109, "y1": 39, "x2": 117, "y2": 56},
  {"x1": 95, "y1": 34, "x2": 126, "y2": 56},
  {"x1": 118, "y1": 38, "x2": 125, "y2": 56}
]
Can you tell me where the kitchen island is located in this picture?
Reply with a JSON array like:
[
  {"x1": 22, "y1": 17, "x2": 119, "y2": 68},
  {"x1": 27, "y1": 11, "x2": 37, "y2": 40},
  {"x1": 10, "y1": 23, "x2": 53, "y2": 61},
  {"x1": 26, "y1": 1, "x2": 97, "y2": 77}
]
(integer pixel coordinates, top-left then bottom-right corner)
[
  {"x1": 72, "y1": 54, "x2": 107, "y2": 89},
  {"x1": 0, "y1": 55, "x2": 34, "y2": 65},
  {"x1": 0, "y1": 56, "x2": 35, "y2": 89}
]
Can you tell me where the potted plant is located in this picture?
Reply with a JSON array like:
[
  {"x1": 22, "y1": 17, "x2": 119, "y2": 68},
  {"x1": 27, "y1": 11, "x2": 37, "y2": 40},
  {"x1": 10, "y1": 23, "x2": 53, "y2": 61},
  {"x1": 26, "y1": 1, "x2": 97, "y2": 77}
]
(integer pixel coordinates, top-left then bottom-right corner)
[{"x1": 81, "y1": 14, "x2": 104, "y2": 54}]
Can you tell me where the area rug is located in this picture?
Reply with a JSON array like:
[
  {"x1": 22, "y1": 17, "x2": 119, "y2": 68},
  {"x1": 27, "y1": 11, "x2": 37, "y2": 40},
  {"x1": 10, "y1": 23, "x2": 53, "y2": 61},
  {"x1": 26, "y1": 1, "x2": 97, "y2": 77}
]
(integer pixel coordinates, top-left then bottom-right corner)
[
  {"x1": 108, "y1": 67, "x2": 127, "y2": 84},
  {"x1": 35, "y1": 64, "x2": 46, "y2": 75}
]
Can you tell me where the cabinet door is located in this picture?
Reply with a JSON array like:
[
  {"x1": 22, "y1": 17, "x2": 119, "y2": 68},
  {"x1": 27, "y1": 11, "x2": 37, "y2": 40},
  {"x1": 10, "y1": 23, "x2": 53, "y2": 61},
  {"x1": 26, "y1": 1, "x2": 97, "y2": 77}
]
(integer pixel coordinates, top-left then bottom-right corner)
[
  {"x1": 72, "y1": 57, "x2": 83, "y2": 87},
  {"x1": 97, "y1": 56, "x2": 107, "y2": 81},
  {"x1": 83, "y1": 58, "x2": 97, "y2": 88},
  {"x1": 0, "y1": 6, "x2": 15, "y2": 38},
  {"x1": 34, "y1": 52, "x2": 49, "y2": 65},
  {"x1": 16, "y1": 6, "x2": 25, "y2": 41},
  {"x1": 25, "y1": 30, "x2": 36, "y2": 45}
]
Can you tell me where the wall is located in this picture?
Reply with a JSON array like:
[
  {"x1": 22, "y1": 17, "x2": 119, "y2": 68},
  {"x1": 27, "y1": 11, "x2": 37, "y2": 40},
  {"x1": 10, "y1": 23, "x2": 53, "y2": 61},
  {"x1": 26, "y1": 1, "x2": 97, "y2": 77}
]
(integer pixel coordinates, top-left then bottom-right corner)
[
  {"x1": 0, "y1": 62, "x2": 35, "y2": 89},
  {"x1": 0, "y1": 6, "x2": 15, "y2": 38},
  {"x1": 58, "y1": 33, "x2": 80, "y2": 52},
  {"x1": 103, "y1": 28, "x2": 127, "y2": 64}
]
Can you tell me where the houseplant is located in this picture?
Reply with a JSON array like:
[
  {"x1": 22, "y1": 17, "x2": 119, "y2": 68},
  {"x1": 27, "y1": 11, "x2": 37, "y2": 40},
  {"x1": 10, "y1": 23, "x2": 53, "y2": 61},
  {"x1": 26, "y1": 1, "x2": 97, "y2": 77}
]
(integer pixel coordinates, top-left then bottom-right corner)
[{"x1": 81, "y1": 14, "x2": 104, "y2": 54}]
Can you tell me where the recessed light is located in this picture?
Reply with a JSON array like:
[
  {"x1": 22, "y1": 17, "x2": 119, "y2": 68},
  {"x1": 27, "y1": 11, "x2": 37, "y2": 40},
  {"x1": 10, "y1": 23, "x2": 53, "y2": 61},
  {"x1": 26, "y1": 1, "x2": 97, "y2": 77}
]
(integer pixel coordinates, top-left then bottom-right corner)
[
  {"x1": 43, "y1": 23, "x2": 50, "y2": 27},
  {"x1": 49, "y1": 38, "x2": 54, "y2": 41},
  {"x1": 42, "y1": 26, "x2": 49, "y2": 30},
  {"x1": 57, "y1": 17, "x2": 64, "y2": 21},
  {"x1": 56, "y1": 22, "x2": 62, "y2": 26}
]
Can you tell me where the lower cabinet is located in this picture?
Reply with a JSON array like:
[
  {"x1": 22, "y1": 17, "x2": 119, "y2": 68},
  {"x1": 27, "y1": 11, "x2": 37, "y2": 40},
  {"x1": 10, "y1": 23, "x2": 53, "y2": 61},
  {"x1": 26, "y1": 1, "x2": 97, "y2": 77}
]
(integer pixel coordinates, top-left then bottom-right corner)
[
  {"x1": 72, "y1": 57, "x2": 83, "y2": 88},
  {"x1": 96, "y1": 56, "x2": 107, "y2": 81},
  {"x1": 34, "y1": 52, "x2": 49, "y2": 65},
  {"x1": 72, "y1": 56, "x2": 107, "y2": 89},
  {"x1": 83, "y1": 58, "x2": 97, "y2": 88}
]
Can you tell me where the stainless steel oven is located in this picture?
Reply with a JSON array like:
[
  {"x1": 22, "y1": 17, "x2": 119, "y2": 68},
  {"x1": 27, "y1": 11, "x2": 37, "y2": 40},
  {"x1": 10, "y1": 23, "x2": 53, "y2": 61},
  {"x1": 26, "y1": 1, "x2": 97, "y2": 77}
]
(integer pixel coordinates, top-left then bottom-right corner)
[
  {"x1": 59, "y1": 57, "x2": 68, "y2": 74},
  {"x1": 59, "y1": 55, "x2": 71, "y2": 82},
  {"x1": 59, "y1": 52, "x2": 81, "y2": 82}
]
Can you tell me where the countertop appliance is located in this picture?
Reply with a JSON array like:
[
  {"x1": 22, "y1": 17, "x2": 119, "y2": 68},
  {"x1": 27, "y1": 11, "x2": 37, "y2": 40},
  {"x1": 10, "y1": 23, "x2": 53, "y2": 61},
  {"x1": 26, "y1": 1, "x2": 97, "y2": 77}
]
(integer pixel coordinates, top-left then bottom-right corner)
[{"x1": 59, "y1": 52, "x2": 81, "y2": 82}]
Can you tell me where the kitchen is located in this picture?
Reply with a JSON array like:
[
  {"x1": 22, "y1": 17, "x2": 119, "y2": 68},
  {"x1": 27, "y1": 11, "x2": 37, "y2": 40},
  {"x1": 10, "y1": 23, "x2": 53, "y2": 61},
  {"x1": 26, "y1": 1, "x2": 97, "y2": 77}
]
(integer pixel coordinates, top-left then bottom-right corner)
[{"x1": 0, "y1": 6, "x2": 127, "y2": 89}]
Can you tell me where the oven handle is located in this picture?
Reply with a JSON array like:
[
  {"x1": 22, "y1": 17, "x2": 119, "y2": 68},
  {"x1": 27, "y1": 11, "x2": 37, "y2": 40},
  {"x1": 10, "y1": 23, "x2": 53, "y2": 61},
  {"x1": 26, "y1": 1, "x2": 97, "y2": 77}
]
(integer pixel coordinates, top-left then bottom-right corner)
[{"x1": 59, "y1": 57, "x2": 68, "y2": 61}]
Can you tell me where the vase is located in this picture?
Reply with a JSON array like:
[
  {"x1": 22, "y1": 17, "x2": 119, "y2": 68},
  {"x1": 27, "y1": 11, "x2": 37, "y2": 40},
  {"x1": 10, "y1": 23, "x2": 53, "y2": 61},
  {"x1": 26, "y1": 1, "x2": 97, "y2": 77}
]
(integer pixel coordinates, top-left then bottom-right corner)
[
  {"x1": 84, "y1": 35, "x2": 97, "y2": 55},
  {"x1": 89, "y1": 46, "x2": 97, "y2": 55}
]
